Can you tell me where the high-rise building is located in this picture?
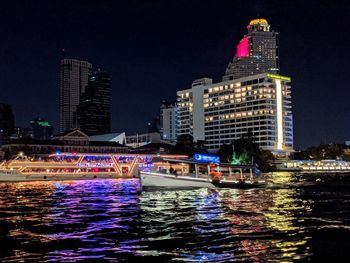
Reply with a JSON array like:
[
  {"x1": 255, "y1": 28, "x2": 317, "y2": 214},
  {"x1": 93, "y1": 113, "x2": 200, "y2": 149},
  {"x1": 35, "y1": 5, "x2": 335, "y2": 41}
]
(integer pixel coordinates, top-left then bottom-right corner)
[
  {"x1": 60, "y1": 59, "x2": 92, "y2": 132},
  {"x1": 223, "y1": 18, "x2": 279, "y2": 81},
  {"x1": 160, "y1": 100, "x2": 178, "y2": 142},
  {"x1": 177, "y1": 73, "x2": 294, "y2": 156},
  {"x1": 0, "y1": 103, "x2": 15, "y2": 138},
  {"x1": 30, "y1": 118, "x2": 53, "y2": 140},
  {"x1": 76, "y1": 71, "x2": 111, "y2": 136}
]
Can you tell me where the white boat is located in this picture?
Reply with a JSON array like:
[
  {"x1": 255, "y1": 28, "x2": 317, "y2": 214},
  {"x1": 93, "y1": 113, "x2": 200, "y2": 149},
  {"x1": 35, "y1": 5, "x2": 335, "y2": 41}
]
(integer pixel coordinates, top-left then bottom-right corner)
[
  {"x1": 140, "y1": 156, "x2": 265, "y2": 190},
  {"x1": 140, "y1": 171, "x2": 216, "y2": 189}
]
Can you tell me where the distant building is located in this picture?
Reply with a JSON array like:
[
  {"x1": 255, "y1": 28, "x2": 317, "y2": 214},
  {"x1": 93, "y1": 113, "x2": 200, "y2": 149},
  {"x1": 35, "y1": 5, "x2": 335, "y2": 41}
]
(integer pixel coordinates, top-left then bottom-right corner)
[
  {"x1": 160, "y1": 101, "x2": 178, "y2": 142},
  {"x1": 177, "y1": 73, "x2": 294, "y2": 156},
  {"x1": 0, "y1": 103, "x2": 15, "y2": 138},
  {"x1": 223, "y1": 18, "x2": 279, "y2": 81},
  {"x1": 30, "y1": 118, "x2": 53, "y2": 140},
  {"x1": 60, "y1": 58, "x2": 92, "y2": 132},
  {"x1": 76, "y1": 71, "x2": 111, "y2": 135}
]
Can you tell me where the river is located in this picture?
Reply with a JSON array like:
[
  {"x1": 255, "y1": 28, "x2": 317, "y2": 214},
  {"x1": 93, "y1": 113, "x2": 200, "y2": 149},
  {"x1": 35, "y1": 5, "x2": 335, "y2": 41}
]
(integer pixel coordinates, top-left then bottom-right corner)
[{"x1": 0, "y1": 172, "x2": 349, "y2": 262}]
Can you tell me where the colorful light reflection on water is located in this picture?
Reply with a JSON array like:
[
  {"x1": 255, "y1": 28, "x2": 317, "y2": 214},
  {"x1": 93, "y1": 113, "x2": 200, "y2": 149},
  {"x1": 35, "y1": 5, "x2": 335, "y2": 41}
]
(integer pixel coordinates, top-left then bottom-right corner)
[{"x1": 0, "y1": 173, "x2": 350, "y2": 262}]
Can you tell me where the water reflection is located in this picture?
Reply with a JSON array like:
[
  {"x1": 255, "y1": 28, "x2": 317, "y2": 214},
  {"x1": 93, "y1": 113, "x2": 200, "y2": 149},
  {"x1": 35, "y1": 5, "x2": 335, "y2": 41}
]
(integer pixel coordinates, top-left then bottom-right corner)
[{"x1": 0, "y1": 174, "x2": 348, "y2": 262}]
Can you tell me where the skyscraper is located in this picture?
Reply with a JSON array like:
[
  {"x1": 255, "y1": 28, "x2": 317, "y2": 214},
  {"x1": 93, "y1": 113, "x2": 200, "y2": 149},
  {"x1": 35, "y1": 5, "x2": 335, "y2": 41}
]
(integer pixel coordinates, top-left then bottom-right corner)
[
  {"x1": 223, "y1": 18, "x2": 279, "y2": 81},
  {"x1": 60, "y1": 59, "x2": 92, "y2": 132},
  {"x1": 76, "y1": 71, "x2": 111, "y2": 136}
]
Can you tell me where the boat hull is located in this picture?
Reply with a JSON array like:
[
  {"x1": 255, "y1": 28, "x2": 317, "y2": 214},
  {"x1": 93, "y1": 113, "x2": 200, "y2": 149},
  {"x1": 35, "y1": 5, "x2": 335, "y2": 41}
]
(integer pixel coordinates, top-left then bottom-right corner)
[{"x1": 140, "y1": 172, "x2": 215, "y2": 189}]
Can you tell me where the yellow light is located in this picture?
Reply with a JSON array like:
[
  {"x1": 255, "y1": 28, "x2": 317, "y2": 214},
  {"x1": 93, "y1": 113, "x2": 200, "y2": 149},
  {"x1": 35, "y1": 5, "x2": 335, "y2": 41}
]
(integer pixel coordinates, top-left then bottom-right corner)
[
  {"x1": 249, "y1": 18, "x2": 268, "y2": 25},
  {"x1": 267, "y1": 73, "x2": 291, "y2": 82},
  {"x1": 276, "y1": 79, "x2": 283, "y2": 150}
]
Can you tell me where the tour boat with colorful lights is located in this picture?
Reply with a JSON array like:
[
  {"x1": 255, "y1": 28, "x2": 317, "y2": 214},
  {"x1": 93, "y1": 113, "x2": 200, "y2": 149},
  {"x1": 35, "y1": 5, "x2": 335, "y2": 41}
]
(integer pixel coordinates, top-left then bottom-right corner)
[
  {"x1": 140, "y1": 154, "x2": 266, "y2": 189},
  {"x1": 0, "y1": 152, "x2": 187, "y2": 182}
]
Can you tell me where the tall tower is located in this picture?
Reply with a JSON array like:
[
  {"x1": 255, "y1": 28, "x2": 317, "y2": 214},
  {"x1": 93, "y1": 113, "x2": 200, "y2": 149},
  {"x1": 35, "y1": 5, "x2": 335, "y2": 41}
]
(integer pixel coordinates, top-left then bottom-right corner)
[
  {"x1": 76, "y1": 71, "x2": 111, "y2": 136},
  {"x1": 223, "y1": 18, "x2": 279, "y2": 81},
  {"x1": 60, "y1": 59, "x2": 92, "y2": 132}
]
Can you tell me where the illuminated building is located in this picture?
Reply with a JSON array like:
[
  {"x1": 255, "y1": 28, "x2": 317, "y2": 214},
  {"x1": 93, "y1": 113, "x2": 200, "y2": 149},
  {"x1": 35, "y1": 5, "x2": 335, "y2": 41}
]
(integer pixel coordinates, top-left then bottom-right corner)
[
  {"x1": 30, "y1": 118, "x2": 53, "y2": 140},
  {"x1": 223, "y1": 18, "x2": 279, "y2": 81},
  {"x1": 177, "y1": 73, "x2": 293, "y2": 156},
  {"x1": 160, "y1": 101, "x2": 178, "y2": 142},
  {"x1": 60, "y1": 59, "x2": 92, "y2": 132},
  {"x1": 76, "y1": 71, "x2": 111, "y2": 136}
]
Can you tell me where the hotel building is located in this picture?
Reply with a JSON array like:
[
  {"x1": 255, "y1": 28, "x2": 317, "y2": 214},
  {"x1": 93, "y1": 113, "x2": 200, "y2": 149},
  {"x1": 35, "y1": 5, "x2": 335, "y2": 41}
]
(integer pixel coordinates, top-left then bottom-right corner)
[{"x1": 177, "y1": 73, "x2": 293, "y2": 156}]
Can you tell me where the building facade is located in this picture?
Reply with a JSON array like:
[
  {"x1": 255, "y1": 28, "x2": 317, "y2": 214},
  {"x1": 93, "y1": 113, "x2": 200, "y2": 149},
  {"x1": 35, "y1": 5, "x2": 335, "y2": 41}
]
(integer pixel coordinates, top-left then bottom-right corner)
[
  {"x1": 60, "y1": 59, "x2": 92, "y2": 132},
  {"x1": 160, "y1": 101, "x2": 178, "y2": 142},
  {"x1": 177, "y1": 73, "x2": 293, "y2": 156},
  {"x1": 76, "y1": 71, "x2": 111, "y2": 136},
  {"x1": 223, "y1": 18, "x2": 279, "y2": 81}
]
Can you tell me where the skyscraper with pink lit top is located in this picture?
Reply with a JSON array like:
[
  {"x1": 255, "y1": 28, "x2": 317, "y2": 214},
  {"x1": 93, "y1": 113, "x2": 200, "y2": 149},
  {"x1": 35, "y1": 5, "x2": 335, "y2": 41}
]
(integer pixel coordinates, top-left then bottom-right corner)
[{"x1": 223, "y1": 19, "x2": 279, "y2": 81}]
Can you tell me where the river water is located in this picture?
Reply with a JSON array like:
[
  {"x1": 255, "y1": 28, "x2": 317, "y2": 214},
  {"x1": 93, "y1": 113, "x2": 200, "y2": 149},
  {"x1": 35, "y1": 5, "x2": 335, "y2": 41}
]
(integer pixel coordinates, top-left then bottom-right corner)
[{"x1": 0, "y1": 172, "x2": 349, "y2": 262}]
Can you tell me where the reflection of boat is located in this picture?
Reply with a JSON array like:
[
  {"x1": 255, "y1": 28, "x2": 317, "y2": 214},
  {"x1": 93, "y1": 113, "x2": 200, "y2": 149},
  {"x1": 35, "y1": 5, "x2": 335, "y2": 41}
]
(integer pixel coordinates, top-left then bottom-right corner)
[
  {"x1": 140, "y1": 156, "x2": 265, "y2": 189},
  {"x1": 0, "y1": 153, "x2": 187, "y2": 182}
]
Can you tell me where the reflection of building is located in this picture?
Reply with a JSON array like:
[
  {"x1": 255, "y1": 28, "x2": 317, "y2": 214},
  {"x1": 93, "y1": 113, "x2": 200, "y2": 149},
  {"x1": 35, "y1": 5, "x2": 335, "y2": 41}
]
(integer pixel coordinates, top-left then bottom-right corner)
[
  {"x1": 223, "y1": 18, "x2": 279, "y2": 81},
  {"x1": 30, "y1": 118, "x2": 53, "y2": 140},
  {"x1": 60, "y1": 59, "x2": 92, "y2": 132},
  {"x1": 177, "y1": 73, "x2": 293, "y2": 155},
  {"x1": 77, "y1": 71, "x2": 111, "y2": 135},
  {"x1": 160, "y1": 101, "x2": 178, "y2": 142}
]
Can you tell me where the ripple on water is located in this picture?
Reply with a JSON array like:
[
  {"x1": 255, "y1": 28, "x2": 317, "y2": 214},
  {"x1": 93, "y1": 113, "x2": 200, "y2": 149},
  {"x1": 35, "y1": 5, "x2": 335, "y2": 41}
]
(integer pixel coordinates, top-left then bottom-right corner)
[{"x1": 0, "y1": 174, "x2": 350, "y2": 261}]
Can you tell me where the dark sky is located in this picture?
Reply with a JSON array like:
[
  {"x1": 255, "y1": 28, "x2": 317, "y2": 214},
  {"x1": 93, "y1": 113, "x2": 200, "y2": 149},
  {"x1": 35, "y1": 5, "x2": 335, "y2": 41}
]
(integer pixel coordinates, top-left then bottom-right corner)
[{"x1": 0, "y1": 0, "x2": 349, "y2": 149}]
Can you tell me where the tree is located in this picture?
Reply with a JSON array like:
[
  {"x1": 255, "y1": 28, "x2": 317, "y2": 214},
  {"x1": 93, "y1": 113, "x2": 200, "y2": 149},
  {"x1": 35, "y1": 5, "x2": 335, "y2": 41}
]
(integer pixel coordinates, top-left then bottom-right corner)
[{"x1": 174, "y1": 134, "x2": 208, "y2": 156}]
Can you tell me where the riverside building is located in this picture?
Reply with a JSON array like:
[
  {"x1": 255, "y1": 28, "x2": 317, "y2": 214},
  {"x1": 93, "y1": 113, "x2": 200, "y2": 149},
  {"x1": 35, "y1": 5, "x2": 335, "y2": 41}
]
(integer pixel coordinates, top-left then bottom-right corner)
[{"x1": 177, "y1": 73, "x2": 293, "y2": 156}]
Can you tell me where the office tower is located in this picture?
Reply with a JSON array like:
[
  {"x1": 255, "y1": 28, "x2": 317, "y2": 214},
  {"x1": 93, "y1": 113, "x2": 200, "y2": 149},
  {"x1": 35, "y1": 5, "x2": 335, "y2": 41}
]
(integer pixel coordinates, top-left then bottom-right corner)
[
  {"x1": 60, "y1": 59, "x2": 92, "y2": 132},
  {"x1": 76, "y1": 71, "x2": 111, "y2": 136},
  {"x1": 160, "y1": 100, "x2": 178, "y2": 141},
  {"x1": 223, "y1": 18, "x2": 279, "y2": 81},
  {"x1": 177, "y1": 73, "x2": 293, "y2": 156}
]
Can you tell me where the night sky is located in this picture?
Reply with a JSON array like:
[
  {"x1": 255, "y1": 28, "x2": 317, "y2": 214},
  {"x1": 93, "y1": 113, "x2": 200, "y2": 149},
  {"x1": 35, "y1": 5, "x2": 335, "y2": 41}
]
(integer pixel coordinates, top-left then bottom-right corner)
[{"x1": 0, "y1": 0, "x2": 349, "y2": 149}]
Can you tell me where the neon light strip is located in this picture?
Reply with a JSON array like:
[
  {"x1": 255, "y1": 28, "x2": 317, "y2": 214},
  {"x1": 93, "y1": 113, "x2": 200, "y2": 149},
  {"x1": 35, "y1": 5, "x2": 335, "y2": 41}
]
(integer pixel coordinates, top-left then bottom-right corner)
[{"x1": 276, "y1": 79, "x2": 283, "y2": 150}]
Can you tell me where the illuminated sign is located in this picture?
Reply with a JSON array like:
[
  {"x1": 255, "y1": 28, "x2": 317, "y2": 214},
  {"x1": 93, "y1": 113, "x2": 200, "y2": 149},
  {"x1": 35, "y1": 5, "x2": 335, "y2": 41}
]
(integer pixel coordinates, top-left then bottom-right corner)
[
  {"x1": 236, "y1": 37, "x2": 250, "y2": 58},
  {"x1": 267, "y1": 73, "x2": 291, "y2": 82},
  {"x1": 193, "y1": 154, "x2": 220, "y2": 164}
]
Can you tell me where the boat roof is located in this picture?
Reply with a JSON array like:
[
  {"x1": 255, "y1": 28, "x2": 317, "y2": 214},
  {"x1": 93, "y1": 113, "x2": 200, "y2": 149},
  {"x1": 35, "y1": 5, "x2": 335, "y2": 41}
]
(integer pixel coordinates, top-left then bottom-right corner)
[{"x1": 161, "y1": 158, "x2": 254, "y2": 168}]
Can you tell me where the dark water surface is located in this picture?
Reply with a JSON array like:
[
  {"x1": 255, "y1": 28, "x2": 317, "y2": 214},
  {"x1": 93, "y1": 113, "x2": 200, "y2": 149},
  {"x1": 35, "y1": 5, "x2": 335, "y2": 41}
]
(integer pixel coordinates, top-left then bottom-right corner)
[{"x1": 0, "y1": 173, "x2": 350, "y2": 262}]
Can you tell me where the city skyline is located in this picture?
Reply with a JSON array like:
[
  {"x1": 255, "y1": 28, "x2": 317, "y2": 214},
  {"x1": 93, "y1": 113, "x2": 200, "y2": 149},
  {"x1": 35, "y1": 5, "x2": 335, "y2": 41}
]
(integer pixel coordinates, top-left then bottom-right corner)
[{"x1": 0, "y1": 0, "x2": 349, "y2": 149}]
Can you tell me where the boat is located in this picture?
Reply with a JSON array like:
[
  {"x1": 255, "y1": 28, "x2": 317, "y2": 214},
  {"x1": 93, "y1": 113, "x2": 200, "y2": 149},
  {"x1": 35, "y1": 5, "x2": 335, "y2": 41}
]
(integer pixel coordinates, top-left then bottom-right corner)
[
  {"x1": 140, "y1": 154, "x2": 266, "y2": 190},
  {"x1": 0, "y1": 152, "x2": 187, "y2": 182}
]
